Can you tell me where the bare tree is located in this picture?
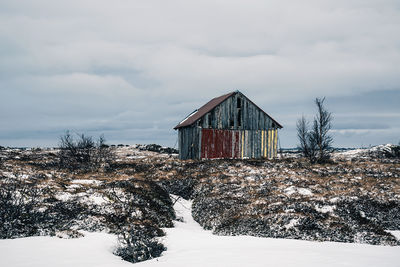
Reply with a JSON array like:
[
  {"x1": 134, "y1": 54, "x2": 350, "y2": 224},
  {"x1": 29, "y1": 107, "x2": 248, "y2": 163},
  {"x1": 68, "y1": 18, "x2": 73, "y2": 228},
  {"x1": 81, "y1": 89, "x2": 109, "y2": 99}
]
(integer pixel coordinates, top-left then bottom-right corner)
[
  {"x1": 297, "y1": 116, "x2": 309, "y2": 156},
  {"x1": 311, "y1": 97, "x2": 333, "y2": 162},
  {"x1": 296, "y1": 116, "x2": 317, "y2": 163},
  {"x1": 297, "y1": 97, "x2": 333, "y2": 163}
]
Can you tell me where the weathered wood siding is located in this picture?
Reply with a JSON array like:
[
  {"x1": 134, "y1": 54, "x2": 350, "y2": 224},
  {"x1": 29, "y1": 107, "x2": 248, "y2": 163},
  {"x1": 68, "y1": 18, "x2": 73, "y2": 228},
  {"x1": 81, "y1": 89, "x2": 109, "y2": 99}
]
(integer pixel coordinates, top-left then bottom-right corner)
[
  {"x1": 178, "y1": 127, "x2": 201, "y2": 160},
  {"x1": 177, "y1": 92, "x2": 280, "y2": 160},
  {"x1": 195, "y1": 92, "x2": 278, "y2": 130}
]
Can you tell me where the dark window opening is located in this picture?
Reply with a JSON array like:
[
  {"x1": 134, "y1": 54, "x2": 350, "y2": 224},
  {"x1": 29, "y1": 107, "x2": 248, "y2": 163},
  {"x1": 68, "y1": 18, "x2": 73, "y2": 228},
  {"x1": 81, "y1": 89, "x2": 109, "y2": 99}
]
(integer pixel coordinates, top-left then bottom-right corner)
[
  {"x1": 237, "y1": 109, "x2": 242, "y2": 127},
  {"x1": 207, "y1": 114, "x2": 212, "y2": 128},
  {"x1": 237, "y1": 98, "x2": 241, "y2": 108}
]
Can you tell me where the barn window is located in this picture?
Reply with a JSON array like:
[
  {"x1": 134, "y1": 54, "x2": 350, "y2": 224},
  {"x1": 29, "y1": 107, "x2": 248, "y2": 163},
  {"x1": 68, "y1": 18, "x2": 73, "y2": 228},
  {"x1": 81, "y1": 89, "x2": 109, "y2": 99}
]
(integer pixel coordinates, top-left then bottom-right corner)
[
  {"x1": 207, "y1": 114, "x2": 212, "y2": 128},
  {"x1": 236, "y1": 97, "x2": 242, "y2": 127},
  {"x1": 237, "y1": 98, "x2": 241, "y2": 108},
  {"x1": 237, "y1": 109, "x2": 242, "y2": 127},
  {"x1": 230, "y1": 117, "x2": 234, "y2": 127}
]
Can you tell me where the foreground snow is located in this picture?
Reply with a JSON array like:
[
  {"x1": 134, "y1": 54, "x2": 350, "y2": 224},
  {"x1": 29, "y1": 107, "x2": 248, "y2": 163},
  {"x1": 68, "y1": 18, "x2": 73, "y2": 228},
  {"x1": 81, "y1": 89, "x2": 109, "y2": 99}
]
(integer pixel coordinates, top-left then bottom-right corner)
[
  {"x1": 1, "y1": 197, "x2": 399, "y2": 267},
  {"x1": 0, "y1": 232, "x2": 129, "y2": 267},
  {"x1": 137, "y1": 197, "x2": 400, "y2": 267}
]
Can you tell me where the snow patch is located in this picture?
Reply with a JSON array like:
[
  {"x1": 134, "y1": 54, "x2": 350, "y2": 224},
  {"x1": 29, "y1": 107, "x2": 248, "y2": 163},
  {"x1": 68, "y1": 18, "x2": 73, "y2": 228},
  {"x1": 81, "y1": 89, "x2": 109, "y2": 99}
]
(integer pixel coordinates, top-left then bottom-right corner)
[
  {"x1": 87, "y1": 194, "x2": 109, "y2": 205},
  {"x1": 284, "y1": 219, "x2": 299, "y2": 229},
  {"x1": 284, "y1": 186, "x2": 296, "y2": 195},
  {"x1": 298, "y1": 188, "x2": 313, "y2": 196},
  {"x1": 55, "y1": 192, "x2": 73, "y2": 201},
  {"x1": 72, "y1": 179, "x2": 102, "y2": 185},
  {"x1": 315, "y1": 205, "x2": 336, "y2": 214},
  {"x1": 387, "y1": 231, "x2": 400, "y2": 240},
  {"x1": 178, "y1": 109, "x2": 198, "y2": 125},
  {"x1": 284, "y1": 186, "x2": 313, "y2": 196}
]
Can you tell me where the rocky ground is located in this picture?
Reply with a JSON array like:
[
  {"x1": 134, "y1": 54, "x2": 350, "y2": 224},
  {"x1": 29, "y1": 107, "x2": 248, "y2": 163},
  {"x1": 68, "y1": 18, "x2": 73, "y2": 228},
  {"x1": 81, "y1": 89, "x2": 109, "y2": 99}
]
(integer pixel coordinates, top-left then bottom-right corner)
[{"x1": 0, "y1": 144, "x2": 399, "y2": 262}]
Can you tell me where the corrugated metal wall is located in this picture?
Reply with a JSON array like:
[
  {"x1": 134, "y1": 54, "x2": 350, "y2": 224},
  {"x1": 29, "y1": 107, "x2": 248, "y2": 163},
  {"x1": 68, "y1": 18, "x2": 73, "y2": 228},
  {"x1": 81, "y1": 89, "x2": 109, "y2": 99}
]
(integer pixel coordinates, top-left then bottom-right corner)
[
  {"x1": 200, "y1": 129, "x2": 240, "y2": 159},
  {"x1": 200, "y1": 128, "x2": 278, "y2": 159}
]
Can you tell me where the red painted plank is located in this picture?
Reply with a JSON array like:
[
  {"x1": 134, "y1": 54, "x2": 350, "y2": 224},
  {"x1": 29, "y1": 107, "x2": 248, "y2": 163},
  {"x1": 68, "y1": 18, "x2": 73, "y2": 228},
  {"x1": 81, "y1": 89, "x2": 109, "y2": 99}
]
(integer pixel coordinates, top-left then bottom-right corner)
[{"x1": 234, "y1": 131, "x2": 240, "y2": 158}]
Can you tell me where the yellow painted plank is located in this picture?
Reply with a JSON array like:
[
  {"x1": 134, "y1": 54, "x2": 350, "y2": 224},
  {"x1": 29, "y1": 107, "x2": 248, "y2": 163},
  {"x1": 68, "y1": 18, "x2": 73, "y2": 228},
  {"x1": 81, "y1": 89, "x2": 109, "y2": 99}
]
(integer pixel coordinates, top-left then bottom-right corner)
[
  {"x1": 264, "y1": 130, "x2": 267, "y2": 158},
  {"x1": 268, "y1": 129, "x2": 271, "y2": 159},
  {"x1": 271, "y1": 130, "x2": 275, "y2": 159},
  {"x1": 274, "y1": 129, "x2": 278, "y2": 158},
  {"x1": 265, "y1": 130, "x2": 269, "y2": 158},
  {"x1": 261, "y1": 130, "x2": 264, "y2": 158},
  {"x1": 271, "y1": 129, "x2": 274, "y2": 159}
]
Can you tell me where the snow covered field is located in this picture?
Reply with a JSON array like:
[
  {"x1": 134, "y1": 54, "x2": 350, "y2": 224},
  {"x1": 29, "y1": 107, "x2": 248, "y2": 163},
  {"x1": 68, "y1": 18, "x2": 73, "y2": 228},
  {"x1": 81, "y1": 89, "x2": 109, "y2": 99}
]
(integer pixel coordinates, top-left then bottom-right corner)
[{"x1": 1, "y1": 197, "x2": 399, "y2": 267}]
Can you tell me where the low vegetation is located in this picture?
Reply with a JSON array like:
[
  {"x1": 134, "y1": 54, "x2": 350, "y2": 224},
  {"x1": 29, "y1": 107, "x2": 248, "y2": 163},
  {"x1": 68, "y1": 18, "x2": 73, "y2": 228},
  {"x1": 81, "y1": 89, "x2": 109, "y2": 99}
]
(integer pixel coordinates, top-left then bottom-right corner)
[
  {"x1": 0, "y1": 143, "x2": 399, "y2": 263},
  {"x1": 0, "y1": 145, "x2": 175, "y2": 263},
  {"x1": 58, "y1": 131, "x2": 115, "y2": 171}
]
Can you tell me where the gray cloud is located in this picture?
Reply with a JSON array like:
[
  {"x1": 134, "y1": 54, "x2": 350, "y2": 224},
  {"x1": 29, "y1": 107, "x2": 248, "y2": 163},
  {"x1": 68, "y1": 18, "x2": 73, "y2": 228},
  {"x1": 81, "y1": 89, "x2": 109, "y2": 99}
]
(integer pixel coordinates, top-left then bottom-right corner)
[{"x1": 0, "y1": 0, "x2": 399, "y2": 147}]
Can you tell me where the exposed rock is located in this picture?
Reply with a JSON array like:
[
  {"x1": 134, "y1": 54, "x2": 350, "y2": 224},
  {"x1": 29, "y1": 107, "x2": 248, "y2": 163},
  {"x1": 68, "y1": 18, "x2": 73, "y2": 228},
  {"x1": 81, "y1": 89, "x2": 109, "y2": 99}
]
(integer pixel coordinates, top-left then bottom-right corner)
[{"x1": 137, "y1": 144, "x2": 178, "y2": 154}]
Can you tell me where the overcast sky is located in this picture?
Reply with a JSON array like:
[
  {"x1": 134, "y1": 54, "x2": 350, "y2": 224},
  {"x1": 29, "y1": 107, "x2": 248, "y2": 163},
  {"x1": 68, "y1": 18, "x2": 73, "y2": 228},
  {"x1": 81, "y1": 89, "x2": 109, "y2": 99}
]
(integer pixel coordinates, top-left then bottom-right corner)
[{"x1": 1, "y1": 0, "x2": 399, "y2": 148}]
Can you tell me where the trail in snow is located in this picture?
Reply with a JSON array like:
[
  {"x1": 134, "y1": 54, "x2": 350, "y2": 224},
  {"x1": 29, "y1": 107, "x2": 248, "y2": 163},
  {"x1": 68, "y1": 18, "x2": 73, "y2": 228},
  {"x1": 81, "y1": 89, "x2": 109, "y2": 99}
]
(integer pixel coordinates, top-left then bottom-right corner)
[
  {"x1": 136, "y1": 196, "x2": 400, "y2": 267},
  {"x1": 0, "y1": 196, "x2": 399, "y2": 267}
]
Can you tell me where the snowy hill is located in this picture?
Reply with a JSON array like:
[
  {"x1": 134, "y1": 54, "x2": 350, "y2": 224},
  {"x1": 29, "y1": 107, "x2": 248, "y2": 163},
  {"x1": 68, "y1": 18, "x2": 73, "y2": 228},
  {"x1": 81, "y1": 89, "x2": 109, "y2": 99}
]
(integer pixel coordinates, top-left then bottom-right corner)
[{"x1": 334, "y1": 144, "x2": 400, "y2": 160}]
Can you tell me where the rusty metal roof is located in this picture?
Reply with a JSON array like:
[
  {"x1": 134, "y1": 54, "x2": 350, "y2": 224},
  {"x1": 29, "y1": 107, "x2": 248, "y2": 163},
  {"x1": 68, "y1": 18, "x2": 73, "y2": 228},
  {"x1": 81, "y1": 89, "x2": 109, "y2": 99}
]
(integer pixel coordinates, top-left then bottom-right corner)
[
  {"x1": 174, "y1": 92, "x2": 235, "y2": 129},
  {"x1": 173, "y1": 91, "x2": 282, "y2": 129}
]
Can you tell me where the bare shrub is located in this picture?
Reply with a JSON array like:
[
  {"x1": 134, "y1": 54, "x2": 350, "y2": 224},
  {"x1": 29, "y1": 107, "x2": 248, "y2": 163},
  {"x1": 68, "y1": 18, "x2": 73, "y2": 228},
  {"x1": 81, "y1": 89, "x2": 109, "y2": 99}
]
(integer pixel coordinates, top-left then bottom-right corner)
[
  {"x1": 0, "y1": 146, "x2": 5, "y2": 166},
  {"x1": 0, "y1": 174, "x2": 45, "y2": 238},
  {"x1": 58, "y1": 131, "x2": 114, "y2": 171},
  {"x1": 115, "y1": 223, "x2": 165, "y2": 263},
  {"x1": 0, "y1": 173, "x2": 89, "y2": 239},
  {"x1": 103, "y1": 179, "x2": 174, "y2": 263}
]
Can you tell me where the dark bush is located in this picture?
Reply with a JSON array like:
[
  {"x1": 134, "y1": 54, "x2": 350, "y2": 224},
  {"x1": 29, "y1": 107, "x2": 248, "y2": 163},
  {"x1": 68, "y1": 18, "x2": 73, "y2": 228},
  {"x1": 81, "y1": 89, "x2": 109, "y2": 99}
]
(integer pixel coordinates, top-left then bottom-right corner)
[
  {"x1": 102, "y1": 178, "x2": 175, "y2": 263},
  {"x1": 0, "y1": 175, "x2": 46, "y2": 238},
  {"x1": 158, "y1": 177, "x2": 198, "y2": 200},
  {"x1": 138, "y1": 144, "x2": 178, "y2": 154},
  {"x1": 115, "y1": 223, "x2": 166, "y2": 263},
  {"x1": 58, "y1": 131, "x2": 114, "y2": 171},
  {"x1": 0, "y1": 174, "x2": 89, "y2": 238},
  {"x1": 387, "y1": 145, "x2": 400, "y2": 158}
]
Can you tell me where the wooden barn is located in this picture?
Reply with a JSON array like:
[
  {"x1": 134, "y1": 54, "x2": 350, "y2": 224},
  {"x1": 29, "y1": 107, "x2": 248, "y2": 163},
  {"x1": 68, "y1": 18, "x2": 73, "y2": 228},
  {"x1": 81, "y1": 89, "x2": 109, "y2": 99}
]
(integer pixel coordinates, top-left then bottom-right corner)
[{"x1": 174, "y1": 91, "x2": 283, "y2": 160}]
